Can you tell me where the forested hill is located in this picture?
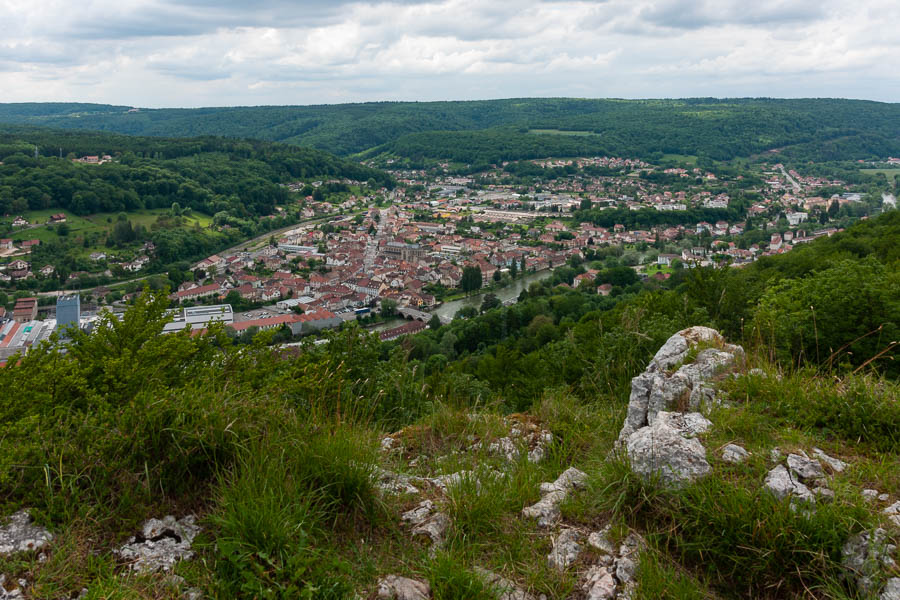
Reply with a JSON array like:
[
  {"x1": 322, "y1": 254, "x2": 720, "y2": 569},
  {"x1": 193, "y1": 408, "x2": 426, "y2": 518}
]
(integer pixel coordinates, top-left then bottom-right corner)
[
  {"x1": 0, "y1": 126, "x2": 393, "y2": 217},
  {"x1": 2, "y1": 98, "x2": 900, "y2": 163}
]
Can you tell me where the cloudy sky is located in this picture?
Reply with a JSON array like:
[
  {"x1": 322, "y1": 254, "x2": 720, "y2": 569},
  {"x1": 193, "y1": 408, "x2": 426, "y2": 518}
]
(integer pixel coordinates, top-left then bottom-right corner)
[{"x1": 2, "y1": 0, "x2": 898, "y2": 107}]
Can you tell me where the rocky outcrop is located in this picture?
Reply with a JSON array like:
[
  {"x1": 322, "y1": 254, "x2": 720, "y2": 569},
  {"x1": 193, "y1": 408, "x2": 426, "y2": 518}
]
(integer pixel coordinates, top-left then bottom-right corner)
[
  {"x1": 617, "y1": 326, "x2": 742, "y2": 444},
  {"x1": 617, "y1": 327, "x2": 742, "y2": 488},
  {"x1": 522, "y1": 467, "x2": 587, "y2": 528},
  {"x1": 376, "y1": 575, "x2": 430, "y2": 600},
  {"x1": 116, "y1": 515, "x2": 200, "y2": 573},
  {"x1": 625, "y1": 412, "x2": 711, "y2": 487},
  {"x1": 0, "y1": 510, "x2": 53, "y2": 556}
]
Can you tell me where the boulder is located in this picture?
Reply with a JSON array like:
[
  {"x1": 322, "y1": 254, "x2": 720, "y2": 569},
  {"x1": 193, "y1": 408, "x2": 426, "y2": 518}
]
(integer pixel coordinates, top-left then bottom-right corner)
[
  {"x1": 376, "y1": 575, "x2": 430, "y2": 600},
  {"x1": 0, "y1": 510, "x2": 53, "y2": 556},
  {"x1": 626, "y1": 419, "x2": 710, "y2": 487},
  {"x1": 617, "y1": 327, "x2": 742, "y2": 444},
  {"x1": 721, "y1": 444, "x2": 751, "y2": 464},
  {"x1": 116, "y1": 515, "x2": 200, "y2": 573}
]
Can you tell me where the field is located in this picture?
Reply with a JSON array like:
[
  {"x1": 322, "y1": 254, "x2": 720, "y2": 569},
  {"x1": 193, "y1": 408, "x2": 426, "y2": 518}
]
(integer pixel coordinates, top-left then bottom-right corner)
[
  {"x1": 4, "y1": 208, "x2": 213, "y2": 245},
  {"x1": 661, "y1": 153, "x2": 698, "y2": 165},
  {"x1": 862, "y1": 168, "x2": 900, "y2": 181}
]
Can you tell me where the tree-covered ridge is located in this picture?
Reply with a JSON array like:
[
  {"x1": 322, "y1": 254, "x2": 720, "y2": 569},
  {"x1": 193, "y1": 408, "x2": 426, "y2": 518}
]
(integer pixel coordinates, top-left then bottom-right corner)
[
  {"x1": 0, "y1": 127, "x2": 393, "y2": 218},
  {"x1": 1, "y1": 98, "x2": 899, "y2": 162}
]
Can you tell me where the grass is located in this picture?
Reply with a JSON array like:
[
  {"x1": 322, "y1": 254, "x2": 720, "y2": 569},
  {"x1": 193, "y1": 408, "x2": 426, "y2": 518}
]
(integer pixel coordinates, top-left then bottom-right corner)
[
  {"x1": 3, "y1": 208, "x2": 213, "y2": 247},
  {"x1": 861, "y1": 168, "x2": 900, "y2": 181},
  {"x1": 661, "y1": 154, "x2": 699, "y2": 165}
]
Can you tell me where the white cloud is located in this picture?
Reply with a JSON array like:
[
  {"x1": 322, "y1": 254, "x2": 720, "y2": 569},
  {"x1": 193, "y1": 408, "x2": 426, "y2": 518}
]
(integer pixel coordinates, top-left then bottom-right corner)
[{"x1": 0, "y1": 0, "x2": 898, "y2": 106}]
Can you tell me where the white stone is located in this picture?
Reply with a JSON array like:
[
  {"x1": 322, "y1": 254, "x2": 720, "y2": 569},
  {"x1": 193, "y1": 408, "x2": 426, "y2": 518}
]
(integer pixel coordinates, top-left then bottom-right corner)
[
  {"x1": 587, "y1": 526, "x2": 616, "y2": 557},
  {"x1": 764, "y1": 465, "x2": 814, "y2": 504},
  {"x1": 654, "y1": 411, "x2": 712, "y2": 438},
  {"x1": 582, "y1": 565, "x2": 617, "y2": 600},
  {"x1": 0, "y1": 510, "x2": 53, "y2": 556},
  {"x1": 376, "y1": 575, "x2": 430, "y2": 600},
  {"x1": 721, "y1": 444, "x2": 750, "y2": 464},
  {"x1": 842, "y1": 528, "x2": 897, "y2": 595},
  {"x1": 523, "y1": 468, "x2": 587, "y2": 528},
  {"x1": 786, "y1": 453, "x2": 826, "y2": 483},
  {"x1": 547, "y1": 528, "x2": 581, "y2": 571},
  {"x1": 474, "y1": 568, "x2": 539, "y2": 600},
  {"x1": 812, "y1": 448, "x2": 847, "y2": 473},
  {"x1": 401, "y1": 501, "x2": 433, "y2": 526},
  {"x1": 881, "y1": 578, "x2": 900, "y2": 600},
  {"x1": 862, "y1": 489, "x2": 880, "y2": 501},
  {"x1": 116, "y1": 515, "x2": 200, "y2": 573},
  {"x1": 626, "y1": 419, "x2": 711, "y2": 487},
  {"x1": 411, "y1": 512, "x2": 451, "y2": 547}
]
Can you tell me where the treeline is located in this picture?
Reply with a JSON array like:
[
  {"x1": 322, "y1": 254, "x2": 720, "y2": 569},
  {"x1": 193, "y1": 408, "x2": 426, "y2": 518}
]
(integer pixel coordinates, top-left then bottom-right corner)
[
  {"x1": 0, "y1": 127, "x2": 393, "y2": 217},
  {"x1": 2, "y1": 98, "x2": 900, "y2": 163}
]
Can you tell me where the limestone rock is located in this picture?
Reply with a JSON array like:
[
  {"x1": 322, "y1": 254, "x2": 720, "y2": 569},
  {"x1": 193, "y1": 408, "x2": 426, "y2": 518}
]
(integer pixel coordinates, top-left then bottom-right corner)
[
  {"x1": 547, "y1": 528, "x2": 581, "y2": 571},
  {"x1": 654, "y1": 411, "x2": 712, "y2": 438},
  {"x1": 401, "y1": 500, "x2": 434, "y2": 526},
  {"x1": 411, "y1": 513, "x2": 451, "y2": 548},
  {"x1": 614, "y1": 533, "x2": 645, "y2": 586},
  {"x1": 475, "y1": 568, "x2": 541, "y2": 600},
  {"x1": 0, "y1": 510, "x2": 53, "y2": 556},
  {"x1": 882, "y1": 578, "x2": 900, "y2": 600},
  {"x1": 581, "y1": 565, "x2": 617, "y2": 600},
  {"x1": 376, "y1": 575, "x2": 430, "y2": 600},
  {"x1": 885, "y1": 501, "x2": 900, "y2": 528},
  {"x1": 764, "y1": 465, "x2": 814, "y2": 504},
  {"x1": 587, "y1": 526, "x2": 616, "y2": 558},
  {"x1": 786, "y1": 453, "x2": 826, "y2": 483},
  {"x1": 863, "y1": 489, "x2": 881, "y2": 502},
  {"x1": 617, "y1": 327, "x2": 741, "y2": 444},
  {"x1": 812, "y1": 448, "x2": 847, "y2": 473},
  {"x1": 721, "y1": 443, "x2": 750, "y2": 464},
  {"x1": 523, "y1": 467, "x2": 587, "y2": 528},
  {"x1": 626, "y1": 419, "x2": 710, "y2": 487},
  {"x1": 842, "y1": 528, "x2": 897, "y2": 594},
  {"x1": 116, "y1": 515, "x2": 200, "y2": 573},
  {"x1": 374, "y1": 467, "x2": 421, "y2": 495}
]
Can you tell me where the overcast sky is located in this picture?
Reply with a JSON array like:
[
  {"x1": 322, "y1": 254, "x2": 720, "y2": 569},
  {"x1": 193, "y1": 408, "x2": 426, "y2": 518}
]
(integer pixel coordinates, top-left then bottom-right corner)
[{"x1": 2, "y1": 0, "x2": 898, "y2": 107}]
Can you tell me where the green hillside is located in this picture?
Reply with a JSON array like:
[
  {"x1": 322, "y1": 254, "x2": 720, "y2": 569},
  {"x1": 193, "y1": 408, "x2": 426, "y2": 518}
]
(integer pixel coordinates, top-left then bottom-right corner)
[{"x1": 2, "y1": 98, "x2": 900, "y2": 163}]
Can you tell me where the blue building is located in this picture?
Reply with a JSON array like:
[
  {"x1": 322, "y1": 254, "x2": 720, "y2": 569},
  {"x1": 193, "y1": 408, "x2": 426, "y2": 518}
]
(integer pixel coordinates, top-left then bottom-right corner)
[{"x1": 56, "y1": 294, "x2": 81, "y2": 335}]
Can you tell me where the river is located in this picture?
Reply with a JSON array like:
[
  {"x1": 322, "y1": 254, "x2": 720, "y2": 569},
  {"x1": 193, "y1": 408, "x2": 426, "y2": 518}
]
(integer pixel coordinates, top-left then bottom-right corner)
[{"x1": 368, "y1": 269, "x2": 553, "y2": 332}]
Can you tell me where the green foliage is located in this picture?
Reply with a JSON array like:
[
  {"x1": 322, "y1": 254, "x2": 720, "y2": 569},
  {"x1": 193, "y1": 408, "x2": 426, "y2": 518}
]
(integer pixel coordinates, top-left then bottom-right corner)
[
  {"x1": 461, "y1": 265, "x2": 482, "y2": 294},
  {"x1": 5, "y1": 98, "x2": 900, "y2": 164},
  {"x1": 727, "y1": 370, "x2": 900, "y2": 452},
  {"x1": 427, "y1": 552, "x2": 497, "y2": 600}
]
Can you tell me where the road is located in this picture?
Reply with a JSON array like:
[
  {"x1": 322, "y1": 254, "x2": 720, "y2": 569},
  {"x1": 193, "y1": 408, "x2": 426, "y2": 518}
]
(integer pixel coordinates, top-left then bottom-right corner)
[{"x1": 778, "y1": 165, "x2": 801, "y2": 193}]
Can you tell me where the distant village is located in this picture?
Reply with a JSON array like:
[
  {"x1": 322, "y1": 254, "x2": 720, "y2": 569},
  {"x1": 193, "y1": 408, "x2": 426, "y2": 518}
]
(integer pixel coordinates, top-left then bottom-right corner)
[{"x1": 2, "y1": 154, "x2": 894, "y2": 358}]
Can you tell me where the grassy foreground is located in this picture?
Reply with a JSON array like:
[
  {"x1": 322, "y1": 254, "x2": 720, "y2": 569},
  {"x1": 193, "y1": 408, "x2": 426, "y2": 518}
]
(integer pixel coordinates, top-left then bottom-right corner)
[{"x1": 0, "y1": 287, "x2": 896, "y2": 599}]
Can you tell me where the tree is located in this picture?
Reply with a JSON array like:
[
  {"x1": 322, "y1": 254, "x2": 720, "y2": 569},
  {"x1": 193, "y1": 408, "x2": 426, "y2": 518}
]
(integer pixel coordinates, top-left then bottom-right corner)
[
  {"x1": 461, "y1": 265, "x2": 483, "y2": 294},
  {"x1": 481, "y1": 293, "x2": 501, "y2": 313},
  {"x1": 380, "y1": 298, "x2": 398, "y2": 318},
  {"x1": 509, "y1": 260, "x2": 518, "y2": 279},
  {"x1": 492, "y1": 270, "x2": 501, "y2": 282},
  {"x1": 428, "y1": 314, "x2": 442, "y2": 330}
]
